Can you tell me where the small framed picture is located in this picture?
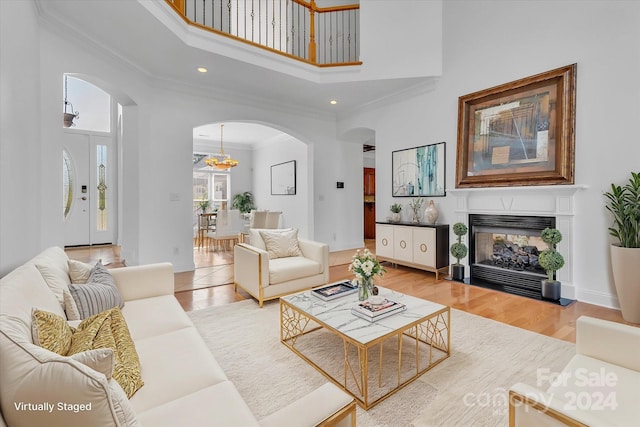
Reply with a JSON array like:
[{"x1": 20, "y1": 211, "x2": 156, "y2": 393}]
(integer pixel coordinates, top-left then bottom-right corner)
[{"x1": 271, "y1": 160, "x2": 296, "y2": 195}]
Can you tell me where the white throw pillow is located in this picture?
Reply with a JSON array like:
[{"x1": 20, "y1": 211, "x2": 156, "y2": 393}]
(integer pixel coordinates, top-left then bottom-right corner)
[
  {"x1": 68, "y1": 259, "x2": 94, "y2": 284},
  {"x1": 259, "y1": 228, "x2": 302, "y2": 259},
  {"x1": 35, "y1": 263, "x2": 72, "y2": 313},
  {"x1": 249, "y1": 227, "x2": 293, "y2": 251},
  {"x1": 70, "y1": 348, "x2": 115, "y2": 381},
  {"x1": 63, "y1": 289, "x2": 81, "y2": 321}
]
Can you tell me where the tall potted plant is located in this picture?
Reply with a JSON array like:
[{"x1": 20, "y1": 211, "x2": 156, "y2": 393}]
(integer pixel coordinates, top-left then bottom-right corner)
[
  {"x1": 450, "y1": 223, "x2": 468, "y2": 281},
  {"x1": 604, "y1": 171, "x2": 640, "y2": 323},
  {"x1": 231, "y1": 191, "x2": 255, "y2": 214},
  {"x1": 538, "y1": 228, "x2": 564, "y2": 300}
]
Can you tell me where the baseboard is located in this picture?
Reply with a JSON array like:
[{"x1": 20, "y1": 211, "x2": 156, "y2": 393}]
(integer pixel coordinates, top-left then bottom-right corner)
[
  {"x1": 328, "y1": 241, "x2": 366, "y2": 252},
  {"x1": 575, "y1": 288, "x2": 620, "y2": 310}
]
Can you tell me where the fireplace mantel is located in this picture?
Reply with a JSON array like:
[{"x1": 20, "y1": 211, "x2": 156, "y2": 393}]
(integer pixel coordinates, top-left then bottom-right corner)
[
  {"x1": 449, "y1": 185, "x2": 587, "y2": 299},
  {"x1": 449, "y1": 185, "x2": 588, "y2": 217}
]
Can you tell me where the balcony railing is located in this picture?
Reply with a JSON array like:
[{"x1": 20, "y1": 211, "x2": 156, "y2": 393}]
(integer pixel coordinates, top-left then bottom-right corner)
[{"x1": 166, "y1": 0, "x2": 361, "y2": 66}]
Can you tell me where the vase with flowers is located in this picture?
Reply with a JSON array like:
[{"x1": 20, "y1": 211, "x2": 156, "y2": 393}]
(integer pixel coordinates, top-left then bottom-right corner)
[
  {"x1": 349, "y1": 249, "x2": 386, "y2": 301},
  {"x1": 408, "y1": 198, "x2": 423, "y2": 223}
]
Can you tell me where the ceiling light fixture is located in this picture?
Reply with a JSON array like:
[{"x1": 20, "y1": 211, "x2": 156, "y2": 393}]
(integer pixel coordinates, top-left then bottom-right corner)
[
  {"x1": 330, "y1": 100, "x2": 337, "y2": 105},
  {"x1": 197, "y1": 67, "x2": 208, "y2": 73},
  {"x1": 205, "y1": 124, "x2": 239, "y2": 170},
  {"x1": 63, "y1": 75, "x2": 79, "y2": 128}
]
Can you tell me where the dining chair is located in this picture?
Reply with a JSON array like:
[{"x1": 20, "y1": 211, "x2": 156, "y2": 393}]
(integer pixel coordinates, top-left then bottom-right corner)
[
  {"x1": 197, "y1": 212, "x2": 216, "y2": 249},
  {"x1": 206, "y1": 209, "x2": 243, "y2": 251},
  {"x1": 250, "y1": 210, "x2": 268, "y2": 228},
  {"x1": 264, "y1": 211, "x2": 282, "y2": 229}
]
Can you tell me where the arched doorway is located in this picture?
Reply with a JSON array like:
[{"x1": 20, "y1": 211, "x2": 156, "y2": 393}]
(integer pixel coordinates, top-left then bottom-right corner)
[{"x1": 191, "y1": 121, "x2": 312, "y2": 269}]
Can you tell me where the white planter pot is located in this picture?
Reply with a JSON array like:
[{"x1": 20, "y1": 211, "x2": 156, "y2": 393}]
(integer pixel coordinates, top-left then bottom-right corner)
[{"x1": 610, "y1": 245, "x2": 640, "y2": 324}]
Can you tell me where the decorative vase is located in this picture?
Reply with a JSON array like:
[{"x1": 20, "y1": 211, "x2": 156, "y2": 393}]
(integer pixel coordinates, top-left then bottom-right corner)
[
  {"x1": 610, "y1": 245, "x2": 640, "y2": 323},
  {"x1": 391, "y1": 212, "x2": 401, "y2": 223},
  {"x1": 424, "y1": 200, "x2": 439, "y2": 225},
  {"x1": 358, "y1": 278, "x2": 374, "y2": 301},
  {"x1": 541, "y1": 279, "x2": 561, "y2": 300},
  {"x1": 411, "y1": 209, "x2": 421, "y2": 224},
  {"x1": 451, "y1": 264, "x2": 465, "y2": 282}
]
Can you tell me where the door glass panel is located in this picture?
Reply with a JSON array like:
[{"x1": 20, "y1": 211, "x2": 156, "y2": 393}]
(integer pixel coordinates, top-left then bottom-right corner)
[
  {"x1": 63, "y1": 149, "x2": 74, "y2": 219},
  {"x1": 96, "y1": 145, "x2": 108, "y2": 231}
]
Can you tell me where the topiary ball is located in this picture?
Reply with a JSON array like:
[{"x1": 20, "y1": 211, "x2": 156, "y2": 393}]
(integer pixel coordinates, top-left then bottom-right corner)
[
  {"x1": 539, "y1": 249, "x2": 565, "y2": 272},
  {"x1": 450, "y1": 242, "x2": 468, "y2": 260},
  {"x1": 541, "y1": 228, "x2": 562, "y2": 246},
  {"x1": 453, "y1": 223, "x2": 468, "y2": 237}
]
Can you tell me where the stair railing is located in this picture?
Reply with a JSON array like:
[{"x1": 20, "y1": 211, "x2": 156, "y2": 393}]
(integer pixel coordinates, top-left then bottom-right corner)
[{"x1": 166, "y1": 0, "x2": 361, "y2": 67}]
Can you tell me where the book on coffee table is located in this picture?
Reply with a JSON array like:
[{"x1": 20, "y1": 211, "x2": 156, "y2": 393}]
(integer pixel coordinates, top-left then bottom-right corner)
[
  {"x1": 311, "y1": 281, "x2": 358, "y2": 301},
  {"x1": 351, "y1": 299, "x2": 406, "y2": 322}
]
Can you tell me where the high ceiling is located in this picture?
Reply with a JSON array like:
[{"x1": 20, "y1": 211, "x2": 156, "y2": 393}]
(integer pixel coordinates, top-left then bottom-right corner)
[{"x1": 36, "y1": 0, "x2": 430, "y2": 144}]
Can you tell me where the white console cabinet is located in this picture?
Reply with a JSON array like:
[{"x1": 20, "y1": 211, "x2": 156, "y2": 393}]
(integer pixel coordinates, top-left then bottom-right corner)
[{"x1": 375, "y1": 222, "x2": 450, "y2": 279}]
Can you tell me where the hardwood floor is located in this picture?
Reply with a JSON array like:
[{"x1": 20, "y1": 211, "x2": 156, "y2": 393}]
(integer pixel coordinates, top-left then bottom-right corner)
[{"x1": 66, "y1": 245, "x2": 633, "y2": 344}]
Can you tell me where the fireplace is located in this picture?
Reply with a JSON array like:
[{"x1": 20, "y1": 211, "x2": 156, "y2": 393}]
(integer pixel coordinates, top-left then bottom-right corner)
[
  {"x1": 469, "y1": 214, "x2": 555, "y2": 299},
  {"x1": 451, "y1": 185, "x2": 584, "y2": 302}
]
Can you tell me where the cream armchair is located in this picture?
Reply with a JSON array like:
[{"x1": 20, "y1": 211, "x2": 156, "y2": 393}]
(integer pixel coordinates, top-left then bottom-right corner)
[
  {"x1": 509, "y1": 316, "x2": 640, "y2": 427},
  {"x1": 234, "y1": 228, "x2": 329, "y2": 307}
]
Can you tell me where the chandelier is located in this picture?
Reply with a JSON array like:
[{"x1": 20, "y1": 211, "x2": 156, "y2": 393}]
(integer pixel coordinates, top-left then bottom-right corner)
[{"x1": 205, "y1": 124, "x2": 239, "y2": 170}]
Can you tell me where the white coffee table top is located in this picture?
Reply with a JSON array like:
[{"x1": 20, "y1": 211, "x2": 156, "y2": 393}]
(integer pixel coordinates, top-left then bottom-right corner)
[{"x1": 281, "y1": 285, "x2": 448, "y2": 345}]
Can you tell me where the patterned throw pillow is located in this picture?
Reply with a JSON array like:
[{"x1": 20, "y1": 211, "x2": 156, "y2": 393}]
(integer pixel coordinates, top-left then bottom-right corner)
[
  {"x1": 259, "y1": 228, "x2": 303, "y2": 259},
  {"x1": 31, "y1": 308, "x2": 75, "y2": 355},
  {"x1": 69, "y1": 307, "x2": 143, "y2": 398},
  {"x1": 69, "y1": 261, "x2": 124, "y2": 320}
]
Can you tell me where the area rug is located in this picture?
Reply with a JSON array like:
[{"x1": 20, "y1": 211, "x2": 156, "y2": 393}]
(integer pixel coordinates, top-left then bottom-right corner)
[{"x1": 188, "y1": 300, "x2": 575, "y2": 426}]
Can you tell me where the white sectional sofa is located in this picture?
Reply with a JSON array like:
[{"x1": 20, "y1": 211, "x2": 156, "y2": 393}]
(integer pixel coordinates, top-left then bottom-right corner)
[
  {"x1": 0, "y1": 247, "x2": 355, "y2": 427},
  {"x1": 509, "y1": 316, "x2": 640, "y2": 426}
]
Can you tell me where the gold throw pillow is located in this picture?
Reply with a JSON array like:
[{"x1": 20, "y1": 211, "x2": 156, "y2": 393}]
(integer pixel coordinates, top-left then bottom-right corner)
[
  {"x1": 31, "y1": 308, "x2": 75, "y2": 355},
  {"x1": 69, "y1": 307, "x2": 143, "y2": 398}
]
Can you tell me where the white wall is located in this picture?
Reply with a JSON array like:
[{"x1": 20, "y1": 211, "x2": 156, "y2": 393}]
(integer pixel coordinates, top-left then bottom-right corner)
[
  {"x1": 339, "y1": 0, "x2": 640, "y2": 309},
  {"x1": 252, "y1": 136, "x2": 310, "y2": 237},
  {"x1": 314, "y1": 139, "x2": 365, "y2": 251},
  {"x1": 0, "y1": 0, "x2": 42, "y2": 273},
  {"x1": 359, "y1": 0, "x2": 442, "y2": 79}
]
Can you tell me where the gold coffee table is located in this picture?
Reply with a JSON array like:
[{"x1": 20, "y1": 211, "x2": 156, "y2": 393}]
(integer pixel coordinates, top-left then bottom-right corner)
[{"x1": 280, "y1": 286, "x2": 450, "y2": 409}]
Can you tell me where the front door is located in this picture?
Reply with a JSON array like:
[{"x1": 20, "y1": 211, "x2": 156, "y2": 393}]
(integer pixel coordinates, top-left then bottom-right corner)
[{"x1": 63, "y1": 133, "x2": 114, "y2": 246}]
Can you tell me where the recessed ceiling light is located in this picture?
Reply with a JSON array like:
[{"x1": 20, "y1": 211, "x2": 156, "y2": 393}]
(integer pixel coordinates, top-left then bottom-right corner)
[
  {"x1": 330, "y1": 100, "x2": 337, "y2": 105},
  {"x1": 197, "y1": 67, "x2": 208, "y2": 73}
]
